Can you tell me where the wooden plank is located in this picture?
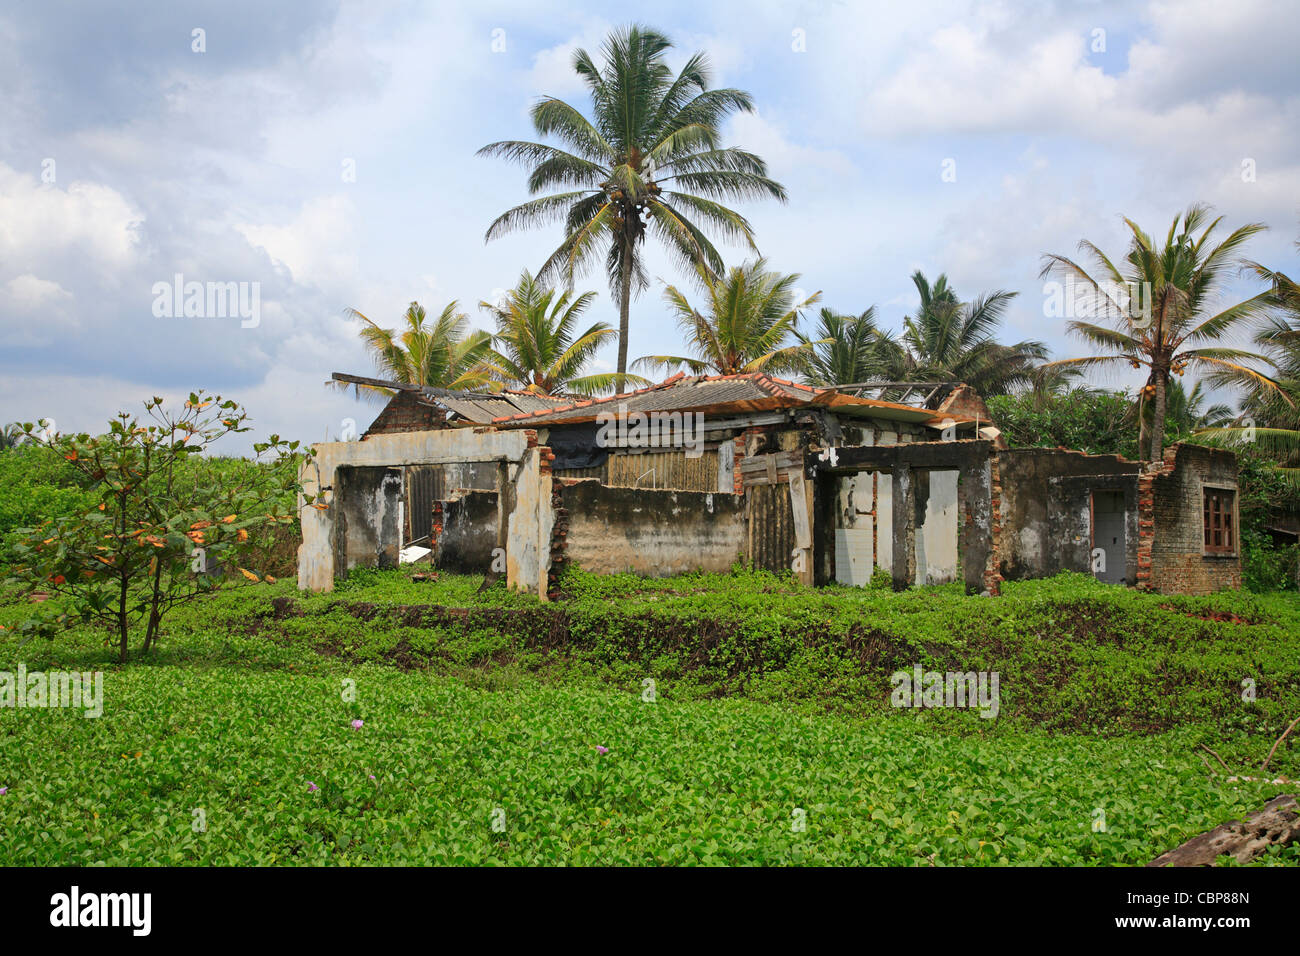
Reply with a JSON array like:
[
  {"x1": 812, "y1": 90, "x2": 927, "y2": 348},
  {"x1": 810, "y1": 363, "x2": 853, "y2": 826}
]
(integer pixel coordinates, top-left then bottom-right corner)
[
  {"x1": 717, "y1": 440, "x2": 734, "y2": 493},
  {"x1": 739, "y1": 452, "x2": 799, "y2": 473},
  {"x1": 789, "y1": 471, "x2": 811, "y2": 550}
]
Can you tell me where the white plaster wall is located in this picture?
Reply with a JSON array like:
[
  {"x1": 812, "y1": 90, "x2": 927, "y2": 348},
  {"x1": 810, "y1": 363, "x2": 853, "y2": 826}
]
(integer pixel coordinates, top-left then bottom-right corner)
[
  {"x1": 916, "y1": 469, "x2": 959, "y2": 586},
  {"x1": 298, "y1": 429, "x2": 533, "y2": 592},
  {"x1": 504, "y1": 447, "x2": 554, "y2": 598}
]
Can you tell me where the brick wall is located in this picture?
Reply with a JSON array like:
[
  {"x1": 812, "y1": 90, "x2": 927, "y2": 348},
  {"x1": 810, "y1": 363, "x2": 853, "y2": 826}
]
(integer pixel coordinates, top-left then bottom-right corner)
[
  {"x1": 996, "y1": 447, "x2": 1140, "y2": 583},
  {"x1": 1142, "y1": 442, "x2": 1241, "y2": 594},
  {"x1": 983, "y1": 452, "x2": 1004, "y2": 595},
  {"x1": 362, "y1": 391, "x2": 446, "y2": 437},
  {"x1": 935, "y1": 383, "x2": 995, "y2": 426}
]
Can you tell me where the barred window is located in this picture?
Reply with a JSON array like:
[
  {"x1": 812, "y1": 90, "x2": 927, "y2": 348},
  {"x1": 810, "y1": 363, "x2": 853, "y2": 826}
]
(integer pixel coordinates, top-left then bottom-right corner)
[{"x1": 1203, "y1": 489, "x2": 1235, "y2": 554}]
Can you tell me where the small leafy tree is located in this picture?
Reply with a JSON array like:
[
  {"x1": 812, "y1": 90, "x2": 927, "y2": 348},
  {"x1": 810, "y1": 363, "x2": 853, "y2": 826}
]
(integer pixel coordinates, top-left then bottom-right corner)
[
  {"x1": 6, "y1": 393, "x2": 311, "y2": 662},
  {"x1": 987, "y1": 388, "x2": 1140, "y2": 458}
]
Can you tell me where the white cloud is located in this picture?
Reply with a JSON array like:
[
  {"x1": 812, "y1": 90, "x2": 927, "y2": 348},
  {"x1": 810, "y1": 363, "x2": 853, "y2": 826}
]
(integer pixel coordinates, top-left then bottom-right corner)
[
  {"x1": 3, "y1": 273, "x2": 73, "y2": 310},
  {"x1": 727, "y1": 111, "x2": 855, "y2": 181},
  {"x1": 236, "y1": 195, "x2": 359, "y2": 290},
  {"x1": 0, "y1": 163, "x2": 143, "y2": 274},
  {"x1": 0, "y1": 274, "x2": 77, "y2": 347}
]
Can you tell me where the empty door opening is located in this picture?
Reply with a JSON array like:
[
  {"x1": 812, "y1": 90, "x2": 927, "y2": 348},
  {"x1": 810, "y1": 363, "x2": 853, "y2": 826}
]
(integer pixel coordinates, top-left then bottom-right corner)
[{"x1": 1091, "y1": 490, "x2": 1126, "y2": 584}]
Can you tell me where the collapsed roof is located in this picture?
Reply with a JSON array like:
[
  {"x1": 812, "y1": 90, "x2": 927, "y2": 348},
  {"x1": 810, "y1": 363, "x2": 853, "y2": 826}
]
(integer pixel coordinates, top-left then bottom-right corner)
[
  {"x1": 330, "y1": 371, "x2": 989, "y2": 431},
  {"x1": 488, "y1": 372, "x2": 959, "y2": 428},
  {"x1": 330, "y1": 372, "x2": 568, "y2": 426}
]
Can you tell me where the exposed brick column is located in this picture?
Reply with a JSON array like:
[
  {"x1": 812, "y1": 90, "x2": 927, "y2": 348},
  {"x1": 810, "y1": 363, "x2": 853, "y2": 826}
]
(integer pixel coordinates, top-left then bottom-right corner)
[
  {"x1": 1135, "y1": 448, "x2": 1179, "y2": 591},
  {"x1": 431, "y1": 501, "x2": 444, "y2": 554},
  {"x1": 1135, "y1": 472, "x2": 1156, "y2": 590},
  {"x1": 547, "y1": 480, "x2": 569, "y2": 600},
  {"x1": 983, "y1": 453, "x2": 1004, "y2": 596},
  {"x1": 532, "y1": 441, "x2": 568, "y2": 600}
]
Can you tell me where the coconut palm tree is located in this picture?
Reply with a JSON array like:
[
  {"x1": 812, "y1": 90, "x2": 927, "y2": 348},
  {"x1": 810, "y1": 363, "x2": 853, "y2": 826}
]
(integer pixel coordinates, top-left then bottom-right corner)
[
  {"x1": 1154, "y1": 379, "x2": 1235, "y2": 437},
  {"x1": 331, "y1": 301, "x2": 495, "y2": 402},
  {"x1": 1194, "y1": 240, "x2": 1300, "y2": 471},
  {"x1": 634, "y1": 258, "x2": 821, "y2": 376},
  {"x1": 478, "y1": 270, "x2": 641, "y2": 397},
  {"x1": 889, "y1": 271, "x2": 1044, "y2": 398},
  {"x1": 1040, "y1": 205, "x2": 1284, "y2": 461},
  {"x1": 478, "y1": 24, "x2": 787, "y2": 377},
  {"x1": 798, "y1": 306, "x2": 905, "y2": 387}
]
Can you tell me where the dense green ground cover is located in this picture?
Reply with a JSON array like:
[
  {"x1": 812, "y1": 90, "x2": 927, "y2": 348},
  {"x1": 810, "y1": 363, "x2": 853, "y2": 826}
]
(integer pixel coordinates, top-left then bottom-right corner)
[{"x1": 1, "y1": 569, "x2": 1297, "y2": 865}]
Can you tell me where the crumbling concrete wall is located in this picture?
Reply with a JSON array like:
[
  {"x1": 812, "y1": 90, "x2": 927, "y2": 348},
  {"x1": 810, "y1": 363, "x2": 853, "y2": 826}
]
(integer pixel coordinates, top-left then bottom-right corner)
[
  {"x1": 810, "y1": 440, "x2": 996, "y2": 595},
  {"x1": 504, "y1": 446, "x2": 555, "y2": 597},
  {"x1": 996, "y1": 448, "x2": 1140, "y2": 584},
  {"x1": 333, "y1": 466, "x2": 403, "y2": 575},
  {"x1": 299, "y1": 428, "x2": 537, "y2": 592},
  {"x1": 914, "y1": 469, "x2": 959, "y2": 586},
  {"x1": 934, "y1": 384, "x2": 995, "y2": 426},
  {"x1": 554, "y1": 480, "x2": 746, "y2": 577},
  {"x1": 1144, "y1": 443, "x2": 1241, "y2": 594},
  {"x1": 432, "y1": 491, "x2": 500, "y2": 574}
]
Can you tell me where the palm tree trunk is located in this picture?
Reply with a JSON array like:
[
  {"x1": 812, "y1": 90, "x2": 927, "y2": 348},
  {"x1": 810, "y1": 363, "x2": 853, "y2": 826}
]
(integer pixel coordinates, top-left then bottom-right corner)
[
  {"x1": 1137, "y1": 382, "x2": 1150, "y2": 461},
  {"x1": 1150, "y1": 370, "x2": 1168, "y2": 462},
  {"x1": 617, "y1": 239, "x2": 632, "y2": 379}
]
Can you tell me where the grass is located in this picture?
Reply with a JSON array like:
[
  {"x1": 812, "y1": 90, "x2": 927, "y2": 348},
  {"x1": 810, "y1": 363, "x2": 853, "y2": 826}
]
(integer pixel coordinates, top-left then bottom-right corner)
[{"x1": 1, "y1": 568, "x2": 1297, "y2": 865}]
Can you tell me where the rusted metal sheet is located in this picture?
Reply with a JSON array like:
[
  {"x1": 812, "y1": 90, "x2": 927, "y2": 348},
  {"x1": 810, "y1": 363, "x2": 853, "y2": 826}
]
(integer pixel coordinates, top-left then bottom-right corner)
[
  {"x1": 553, "y1": 462, "x2": 610, "y2": 483},
  {"x1": 404, "y1": 465, "x2": 444, "y2": 545},
  {"x1": 746, "y1": 481, "x2": 795, "y2": 572},
  {"x1": 557, "y1": 449, "x2": 722, "y2": 492}
]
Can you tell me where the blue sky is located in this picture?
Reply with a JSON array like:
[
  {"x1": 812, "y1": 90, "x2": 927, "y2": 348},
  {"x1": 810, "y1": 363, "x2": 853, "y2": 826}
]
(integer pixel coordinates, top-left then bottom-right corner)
[{"x1": 2, "y1": 0, "x2": 1297, "y2": 452}]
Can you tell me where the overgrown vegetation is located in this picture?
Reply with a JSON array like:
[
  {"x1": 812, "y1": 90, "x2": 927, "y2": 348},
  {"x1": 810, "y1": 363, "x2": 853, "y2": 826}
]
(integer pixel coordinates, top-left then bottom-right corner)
[
  {"x1": 146, "y1": 569, "x2": 1300, "y2": 762},
  {"x1": 2, "y1": 568, "x2": 1296, "y2": 865}
]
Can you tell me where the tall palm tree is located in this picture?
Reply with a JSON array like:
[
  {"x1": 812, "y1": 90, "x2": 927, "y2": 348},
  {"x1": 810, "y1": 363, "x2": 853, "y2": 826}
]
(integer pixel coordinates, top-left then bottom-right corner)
[
  {"x1": 798, "y1": 306, "x2": 905, "y2": 387},
  {"x1": 634, "y1": 258, "x2": 821, "y2": 376},
  {"x1": 478, "y1": 270, "x2": 640, "y2": 397},
  {"x1": 891, "y1": 271, "x2": 1044, "y2": 398},
  {"x1": 331, "y1": 301, "x2": 495, "y2": 402},
  {"x1": 1040, "y1": 205, "x2": 1284, "y2": 461},
  {"x1": 478, "y1": 24, "x2": 787, "y2": 377},
  {"x1": 1196, "y1": 237, "x2": 1300, "y2": 471}
]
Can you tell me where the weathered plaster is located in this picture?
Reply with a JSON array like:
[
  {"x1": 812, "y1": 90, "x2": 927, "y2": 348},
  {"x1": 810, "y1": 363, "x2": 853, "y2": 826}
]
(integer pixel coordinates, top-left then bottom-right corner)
[{"x1": 298, "y1": 428, "x2": 534, "y2": 592}]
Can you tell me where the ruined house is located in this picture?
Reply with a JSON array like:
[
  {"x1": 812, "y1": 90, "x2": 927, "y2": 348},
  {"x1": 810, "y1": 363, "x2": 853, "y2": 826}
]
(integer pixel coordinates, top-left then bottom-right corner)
[{"x1": 298, "y1": 371, "x2": 1242, "y2": 597}]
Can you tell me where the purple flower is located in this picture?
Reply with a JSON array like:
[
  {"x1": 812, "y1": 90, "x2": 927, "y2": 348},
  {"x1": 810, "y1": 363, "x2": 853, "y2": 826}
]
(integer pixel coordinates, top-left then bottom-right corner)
[
  {"x1": 307, "y1": 781, "x2": 319, "y2": 792},
  {"x1": 0, "y1": 787, "x2": 7, "y2": 796},
  {"x1": 595, "y1": 746, "x2": 609, "y2": 755},
  {"x1": 351, "y1": 719, "x2": 364, "y2": 730}
]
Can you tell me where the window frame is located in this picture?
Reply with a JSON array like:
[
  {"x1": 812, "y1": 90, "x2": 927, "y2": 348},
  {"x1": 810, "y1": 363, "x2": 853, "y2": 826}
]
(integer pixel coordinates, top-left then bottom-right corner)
[{"x1": 1201, "y1": 484, "x2": 1238, "y2": 557}]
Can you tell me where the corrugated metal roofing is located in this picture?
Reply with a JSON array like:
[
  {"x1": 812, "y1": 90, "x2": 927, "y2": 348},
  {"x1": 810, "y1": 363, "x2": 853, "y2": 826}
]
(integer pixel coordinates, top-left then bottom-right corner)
[
  {"x1": 491, "y1": 372, "x2": 944, "y2": 427},
  {"x1": 417, "y1": 387, "x2": 567, "y2": 424}
]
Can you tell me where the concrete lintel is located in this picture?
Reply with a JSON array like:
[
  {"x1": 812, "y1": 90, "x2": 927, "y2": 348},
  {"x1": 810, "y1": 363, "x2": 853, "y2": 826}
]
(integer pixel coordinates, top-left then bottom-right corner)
[{"x1": 806, "y1": 439, "x2": 993, "y2": 475}]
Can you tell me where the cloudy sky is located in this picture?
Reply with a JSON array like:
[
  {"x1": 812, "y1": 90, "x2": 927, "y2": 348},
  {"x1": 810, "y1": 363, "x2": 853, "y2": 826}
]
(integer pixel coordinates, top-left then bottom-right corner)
[{"x1": 2, "y1": 0, "x2": 1297, "y2": 453}]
